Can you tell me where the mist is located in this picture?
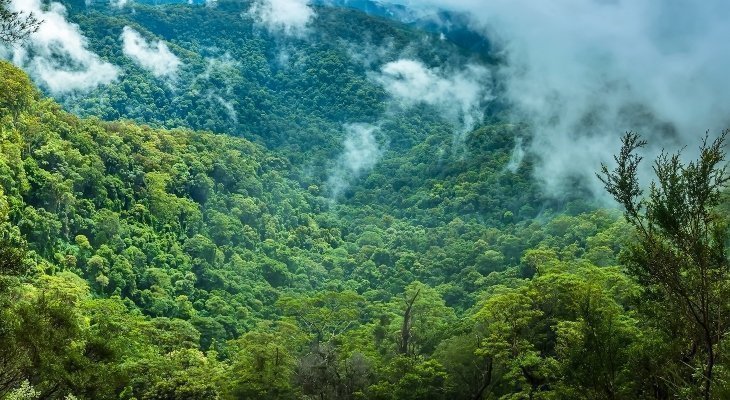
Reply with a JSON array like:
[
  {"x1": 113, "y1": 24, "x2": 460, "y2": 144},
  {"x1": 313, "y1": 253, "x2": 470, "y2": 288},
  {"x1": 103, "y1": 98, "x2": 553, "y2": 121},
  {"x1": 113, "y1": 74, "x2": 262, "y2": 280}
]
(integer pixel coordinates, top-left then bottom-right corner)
[
  {"x1": 248, "y1": 0, "x2": 315, "y2": 37},
  {"x1": 207, "y1": 92, "x2": 238, "y2": 124},
  {"x1": 110, "y1": 0, "x2": 130, "y2": 8},
  {"x1": 121, "y1": 27, "x2": 181, "y2": 78},
  {"x1": 3, "y1": 0, "x2": 118, "y2": 94},
  {"x1": 195, "y1": 54, "x2": 241, "y2": 122},
  {"x1": 327, "y1": 123, "x2": 383, "y2": 198},
  {"x1": 384, "y1": 0, "x2": 730, "y2": 196},
  {"x1": 371, "y1": 59, "x2": 492, "y2": 141},
  {"x1": 505, "y1": 137, "x2": 524, "y2": 173}
]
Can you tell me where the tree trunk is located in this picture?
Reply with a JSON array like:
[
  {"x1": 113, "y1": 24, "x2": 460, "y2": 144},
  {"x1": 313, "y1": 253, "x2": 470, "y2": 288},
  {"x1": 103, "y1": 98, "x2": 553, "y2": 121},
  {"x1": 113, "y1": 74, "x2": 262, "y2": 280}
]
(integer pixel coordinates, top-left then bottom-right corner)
[
  {"x1": 704, "y1": 333, "x2": 714, "y2": 400},
  {"x1": 398, "y1": 289, "x2": 420, "y2": 355},
  {"x1": 471, "y1": 358, "x2": 493, "y2": 400}
]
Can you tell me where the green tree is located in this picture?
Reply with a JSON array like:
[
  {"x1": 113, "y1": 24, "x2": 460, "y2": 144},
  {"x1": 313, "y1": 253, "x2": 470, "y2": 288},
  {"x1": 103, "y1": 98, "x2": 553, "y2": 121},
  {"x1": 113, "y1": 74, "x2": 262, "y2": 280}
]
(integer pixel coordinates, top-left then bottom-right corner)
[
  {"x1": 434, "y1": 334, "x2": 494, "y2": 400},
  {"x1": 226, "y1": 321, "x2": 304, "y2": 399},
  {"x1": 392, "y1": 282, "x2": 457, "y2": 356},
  {"x1": 278, "y1": 290, "x2": 364, "y2": 343},
  {"x1": 367, "y1": 356, "x2": 448, "y2": 400},
  {"x1": 599, "y1": 131, "x2": 730, "y2": 399},
  {"x1": 0, "y1": 61, "x2": 34, "y2": 118}
]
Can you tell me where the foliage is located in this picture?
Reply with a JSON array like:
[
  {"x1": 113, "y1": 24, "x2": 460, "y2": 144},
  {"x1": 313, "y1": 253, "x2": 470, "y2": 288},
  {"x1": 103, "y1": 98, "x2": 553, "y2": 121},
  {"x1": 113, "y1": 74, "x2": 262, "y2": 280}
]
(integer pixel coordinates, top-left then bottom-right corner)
[
  {"x1": 0, "y1": 0, "x2": 727, "y2": 397},
  {"x1": 599, "y1": 131, "x2": 730, "y2": 399},
  {"x1": 0, "y1": 57, "x2": 641, "y2": 399},
  {"x1": 0, "y1": 0, "x2": 41, "y2": 44}
]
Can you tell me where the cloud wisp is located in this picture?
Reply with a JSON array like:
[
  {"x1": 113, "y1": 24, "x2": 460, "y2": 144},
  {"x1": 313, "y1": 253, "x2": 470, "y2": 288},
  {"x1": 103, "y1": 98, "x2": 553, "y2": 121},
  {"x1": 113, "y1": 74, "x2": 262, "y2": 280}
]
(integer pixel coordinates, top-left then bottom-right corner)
[
  {"x1": 505, "y1": 137, "x2": 524, "y2": 173},
  {"x1": 371, "y1": 59, "x2": 492, "y2": 142},
  {"x1": 109, "y1": 0, "x2": 130, "y2": 8},
  {"x1": 121, "y1": 27, "x2": 182, "y2": 78},
  {"x1": 194, "y1": 54, "x2": 241, "y2": 123},
  {"x1": 248, "y1": 0, "x2": 315, "y2": 37},
  {"x1": 3, "y1": 0, "x2": 119, "y2": 94},
  {"x1": 383, "y1": 0, "x2": 730, "y2": 196},
  {"x1": 328, "y1": 123, "x2": 383, "y2": 199}
]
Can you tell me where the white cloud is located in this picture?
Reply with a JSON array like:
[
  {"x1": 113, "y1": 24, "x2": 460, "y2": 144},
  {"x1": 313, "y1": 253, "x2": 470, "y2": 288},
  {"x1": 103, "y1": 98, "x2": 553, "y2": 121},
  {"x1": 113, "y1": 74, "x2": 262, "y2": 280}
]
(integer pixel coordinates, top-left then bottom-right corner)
[
  {"x1": 372, "y1": 59, "x2": 492, "y2": 139},
  {"x1": 248, "y1": 0, "x2": 315, "y2": 37},
  {"x1": 386, "y1": 0, "x2": 730, "y2": 196},
  {"x1": 121, "y1": 27, "x2": 181, "y2": 78},
  {"x1": 110, "y1": 0, "x2": 130, "y2": 8},
  {"x1": 4, "y1": 0, "x2": 119, "y2": 94},
  {"x1": 207, "y1": 92, "x2": 238, "y2": 124},
  {"x1": 328, "y1": 123, "x2": 383, "y2": 198},
  {"x1": 505, "y1": 137, "x2": 524, "y2": 173},
  {"x1": 344, "y1": 39, "x2": 396, "y2": 69},
  {"x1": 194, "y1": 54, "x2": 240, "y2": 122}
]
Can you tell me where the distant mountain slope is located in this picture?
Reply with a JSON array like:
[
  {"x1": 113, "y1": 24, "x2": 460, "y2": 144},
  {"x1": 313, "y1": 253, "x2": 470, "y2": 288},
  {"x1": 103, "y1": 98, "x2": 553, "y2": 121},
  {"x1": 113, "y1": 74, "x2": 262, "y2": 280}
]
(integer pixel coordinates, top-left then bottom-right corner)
[
  {"x1": 8, "y1": 0, "x2": 546, "y2": 218},
  {"x1": 81, "y1": 0, "x2": 492, "y2": 53},
  {"x1": 0, "y1": 60, "x2": 540, "y2": 337},
  {"x1": 45, "y1": 1, "x2": 486, "y2": 163}
]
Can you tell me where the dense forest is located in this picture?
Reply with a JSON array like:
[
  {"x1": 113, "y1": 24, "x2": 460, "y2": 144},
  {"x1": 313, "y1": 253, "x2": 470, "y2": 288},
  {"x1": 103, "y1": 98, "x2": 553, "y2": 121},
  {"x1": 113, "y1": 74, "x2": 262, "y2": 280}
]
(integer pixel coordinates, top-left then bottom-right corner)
[{"x1": 1, "y1": 1, "x2": 729, "y2": 399}]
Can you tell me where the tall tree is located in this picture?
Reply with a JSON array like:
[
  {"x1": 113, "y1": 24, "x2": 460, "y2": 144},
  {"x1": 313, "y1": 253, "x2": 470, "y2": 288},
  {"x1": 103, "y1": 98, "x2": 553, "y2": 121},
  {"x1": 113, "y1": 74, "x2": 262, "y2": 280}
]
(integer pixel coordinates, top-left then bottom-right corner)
[
  {"x1": 599, "y1": 131, "x2": 730, "y2": 399},
  {"x1": 0, "y1": 0, "x2": 41, "y2": 44}
]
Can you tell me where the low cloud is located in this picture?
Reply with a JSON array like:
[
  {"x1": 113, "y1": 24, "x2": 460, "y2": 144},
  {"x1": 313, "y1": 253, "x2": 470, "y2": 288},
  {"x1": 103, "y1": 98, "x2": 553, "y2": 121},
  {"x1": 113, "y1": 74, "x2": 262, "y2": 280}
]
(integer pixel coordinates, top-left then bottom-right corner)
[
  {"x1": 110, "y1": 0, "x2": 130, "y2": 8},
  {"x1": 121, "y1": 27, "x2": 181, "y2": 78},
  {"x1": 505, "y1": 137, "x2": 524, "y2": 173},
  {"x1": 343, "y1": 38, "x2": 397, "y2": 69},
  {"x1": 207, "y1": 92, "x2": 238, "y2": 124},
  {"x1": 3, "y1": 0, "x2": 119, "y2": 94},
  {"x1": 385, "y1": 0, "x2": 730, "y2": 196},
  {"x1": 328, "y1": 124, "x2": 383, "y2": 198},
  {"x1": 371, "y1": 59, "x2": 492, "y2": 140},
  {"x1": 248, "y1": 0, "x2": 315, "y2": 37},
  {"x1": 194, "y1": 54, "x2": 240, "y2": 123},
  {"x1": 202, "y1": 53, "x2": 240, "y2": 76}
]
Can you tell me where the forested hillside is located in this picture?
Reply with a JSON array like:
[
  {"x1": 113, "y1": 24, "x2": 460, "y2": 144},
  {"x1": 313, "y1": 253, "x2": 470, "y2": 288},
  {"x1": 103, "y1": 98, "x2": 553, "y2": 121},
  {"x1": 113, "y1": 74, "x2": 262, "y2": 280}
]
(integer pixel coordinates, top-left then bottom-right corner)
[
  {"x1": 1, "y1": 0, "x2": 729, "y2": 399},
  {"x1": 36, "y1": 0, "x2": 496, "y2": 178}
]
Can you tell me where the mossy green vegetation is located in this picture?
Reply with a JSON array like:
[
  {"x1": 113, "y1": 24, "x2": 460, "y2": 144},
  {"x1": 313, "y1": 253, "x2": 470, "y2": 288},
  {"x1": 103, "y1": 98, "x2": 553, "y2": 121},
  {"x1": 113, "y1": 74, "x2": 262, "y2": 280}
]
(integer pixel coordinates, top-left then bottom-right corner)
[
  {"x1": 0, "y1": 1, "x2": 729, "y2": 398},
  {"x1": 0, "y1": 59, "x2": 629, "y2": 399}
]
